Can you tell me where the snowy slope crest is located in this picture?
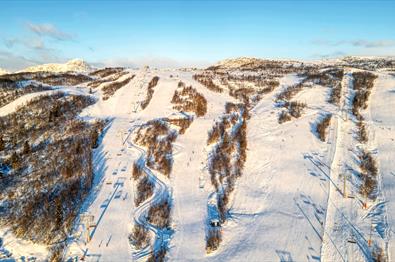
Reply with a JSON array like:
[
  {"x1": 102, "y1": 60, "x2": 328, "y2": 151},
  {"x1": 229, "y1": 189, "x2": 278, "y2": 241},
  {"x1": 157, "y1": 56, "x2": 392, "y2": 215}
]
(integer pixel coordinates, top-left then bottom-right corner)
[
  {"x1": 0, "y1": 68, "x2": 9, "y2": 75},
  {"x1": 19, "y1": 59, "x2": 92, "y2": 73}
]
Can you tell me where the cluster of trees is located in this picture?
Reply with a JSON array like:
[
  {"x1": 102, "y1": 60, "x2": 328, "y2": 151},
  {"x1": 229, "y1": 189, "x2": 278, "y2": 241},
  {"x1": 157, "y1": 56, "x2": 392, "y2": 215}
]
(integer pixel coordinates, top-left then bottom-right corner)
[
  {"x1": 141, "y1": 76, "x2": 160, "y2": 109},
  {"x1": 357, "y1": 120, "x2": 368, "y2": 143},
  {"x1": 328, "y1": 82, "x2": 343, "y2": 105},
  {"x1": 324, "y1": 69, "x2": 344, "y2": 105},
  {"x1": 351, "y1": 72, "x2": 377, "y2": 119},
  {"x1": 129, "y1": 224, "x2": 150, "y2": 249},
  {"x1": 132, "y1": 117, "x2": 179, "y2": 261},
  {"x1": 130, "y1": 161, "x2": 153, "y2": 250},
  {"x1": 148, "y1": 246, "x2": 167, "y2": 262},
  {"x1": 135, "y1": 175, "x2": 154, "y2": 206},
  {"x1": 171, "y1": 81, "x2": 207, "y2": 117},
  {"x1": 316, "y1": 114, "x2": 332, "y2": 141},
  {"x1": 0, "y1": 81, "x2": 52, "y2": 108},
  {"x1": 359, "y1": 150, "x2": 378, "y2": 200},
  {"x1": 278, "y1": 101, "x2": 307, "y2": 124},
  {"x1": 134, "y1": 120, "x2": 176, "y2": 177},
  {"x1": 32, "y1": 73, "x2": 92, "y2": 86},
  {"x1": 206, "y1": 102, "x2": 248, "y2": 252},
  {"x1": 348, "y1": 72, "x2": 379, "y2": 202},
  {"x1": 277, "y1": 82, "x2": 304, "y2": 102},
  {"x1": 89, "y1": 67, "x2": 125, "y2": 78},
  {"x1": 147, "y1": 199, "x2": 172, "y2": 228},
  {"x1": 102, "y1": 75, "x2": 135, "y2": 100},
  {"x1": 277, "y1": 68, "x2": 344, "y2": 124},
  {"x1": 206, "y1": 228, "x2": 222, "y2": 253},
  {"x1": 0, "y1": 92, "x2": 105, "y2": 246},
  {"x1": 193, "y1": 74, "x2": 223, "y2": 93},
  {"x1": 1, "y1": 71, "x2": 92, "y2": 88},
  {"x1": 194, "y1": 70, "x2": 280, "y2": 107},
  {"x1": 132, "y1": 86, "x2": 208, "y2": 257},
  {"x1": 166, "y1": 117, "x2": 194, "y2": 135},
  {"x1": 88, "y1": 70, "x2": 129, "y2": 89}
]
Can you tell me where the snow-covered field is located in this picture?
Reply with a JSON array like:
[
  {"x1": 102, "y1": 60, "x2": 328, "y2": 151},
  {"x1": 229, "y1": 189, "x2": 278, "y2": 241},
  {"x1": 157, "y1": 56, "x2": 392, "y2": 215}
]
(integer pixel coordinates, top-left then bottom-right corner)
[{"x1": 1, "y1": 58, "x2": 395, "y2": 261}]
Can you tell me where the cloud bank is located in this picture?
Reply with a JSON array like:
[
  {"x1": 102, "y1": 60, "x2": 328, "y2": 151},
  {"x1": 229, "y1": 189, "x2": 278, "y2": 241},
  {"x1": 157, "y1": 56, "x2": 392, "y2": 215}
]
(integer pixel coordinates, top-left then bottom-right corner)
[
  {"x1": 312, "y1": 39, "x2": 395, "y2": 48},
  {"x1": 26, "y1": 22, "x2": 74, "y2": 41}
]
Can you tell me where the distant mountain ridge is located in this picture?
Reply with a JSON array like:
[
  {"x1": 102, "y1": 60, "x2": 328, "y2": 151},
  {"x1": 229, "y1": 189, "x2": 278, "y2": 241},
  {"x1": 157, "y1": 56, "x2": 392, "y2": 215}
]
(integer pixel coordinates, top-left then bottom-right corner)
[
  {"x1": 18, "y1": 58, "x2": 92, "y2": 73},
  {"x1": 0, "y1": 68, "x2": 9, "y2": 75},
  {"x1": 212, "y1": 56, "x2": 395, "y2": 71}
]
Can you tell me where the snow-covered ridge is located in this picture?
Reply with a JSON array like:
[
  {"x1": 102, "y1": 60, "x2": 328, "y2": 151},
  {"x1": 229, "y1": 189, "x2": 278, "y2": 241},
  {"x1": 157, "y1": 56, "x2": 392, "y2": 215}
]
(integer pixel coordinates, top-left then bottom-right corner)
[
  {"x1": 215, "y1": 57, "x2": 264, "y2": 68},
  {"x1": 212, "y1": 56, "x2": 395, "y2": 71},
  {"x1": 18, "y1": 58, "x2": 92, "y2": 73},
  {"x1": 213, "y1": 57, "x2": 300, "y2": 70},
  {"x1": 0, "y1": 68, "x2": 9, "y2": 75}
]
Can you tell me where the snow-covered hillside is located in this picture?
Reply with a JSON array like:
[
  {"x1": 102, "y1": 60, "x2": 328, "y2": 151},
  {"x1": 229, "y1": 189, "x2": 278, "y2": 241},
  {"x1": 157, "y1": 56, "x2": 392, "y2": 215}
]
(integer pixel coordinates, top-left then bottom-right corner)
[
  {"x1": 1, "y1": 57, "x2": 395, "y2": 261},
  {"x1": 19, "y1": 58, "x2": 92, "y2": 73},
  {"x1": 0, "y1": 68, "x2": 9, "y2": 75}
]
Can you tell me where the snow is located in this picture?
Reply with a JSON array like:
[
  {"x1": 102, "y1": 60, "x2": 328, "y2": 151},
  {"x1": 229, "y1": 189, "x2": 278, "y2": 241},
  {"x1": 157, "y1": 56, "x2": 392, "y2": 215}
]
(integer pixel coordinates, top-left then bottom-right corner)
[
  {"x1": 1, "y1": 58, "x2": 395, "y2": 261},
  {"x1": 168, "y1": 72, "x2": 234, "y2": 260},
  {"x1": 18, "y1": 59, "x2": 92, "y2": 73},
  {"x1": 370, "y1": 73, "x2": 395, "y2": 260},
  {"x1": 0, "y1": 68, "x2": 9, "y2": 75},
  {"x1": 0, "y1": 90, "x2": 56, "y2": 117},
  {"x1": 0, "y1": 228, "x2": 49, "y2": 261}
]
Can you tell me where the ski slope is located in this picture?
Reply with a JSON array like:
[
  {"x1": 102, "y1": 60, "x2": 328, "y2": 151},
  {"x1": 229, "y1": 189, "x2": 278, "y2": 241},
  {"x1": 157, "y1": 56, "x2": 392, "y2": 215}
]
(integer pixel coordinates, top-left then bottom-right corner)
[{"x1": 1, "y1": 63, "x2": 395, "y2": 261}]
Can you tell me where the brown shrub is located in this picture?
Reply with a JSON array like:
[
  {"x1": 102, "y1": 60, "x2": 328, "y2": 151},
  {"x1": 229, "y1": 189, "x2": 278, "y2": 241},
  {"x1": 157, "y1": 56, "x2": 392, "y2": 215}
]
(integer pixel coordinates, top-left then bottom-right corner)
[
  {"x1": 132, "y1": 161, "x2": 143, "y2": 180},
  {"x1": 278, "y1": 110, "x2": 292, "y2": 124},
  {"x1": 207, "y1": 103, "x2": 248, "y2": 238},
  {"x1": 357, "y1": 120, "x2": 368, "y2": 143},
  {"x1": 359, "y1": 150, "x2": 378, "y2": 200},
  {"x1": 147, "y1": 246, "x2": 167, "y2": 262},
  {"x1": 359, "y1": 150, "x2": 378, "y2": 177},
  {"x1": 89, "y1": 67, "x2": 124, "y2": 78},
  {"x1": 102, "y1": 75, "x2": 135, "y2": 100},
  {"x1": 130, "y1": 224, "x2": 150, "y2": 249},
  {"x1": 134, "y1": 120, "x2": 176, "y2": 177},
  {"x1": 135, "y1": 176, "x2": 154, "y2": 206},
  {"x1": 328, "y1": 82, "x2": 342, "y2": 105},
  {"x1": 277, "y1": 83, "x2": 304, "y2": 101},
  {"x1": 206, "y1": 229, "x2": 222, "y2": 253},
  {"x1": 372, "y1": 246, "x2": 386, "y2": 262},
  {"x1": 167, "y1": 117, "x2": 194, "y2": 134},
  {"x1": 141, "y1": 76, "x2": 160, "y2": 109},
  {"x1": 316, "y1": 114, "x2": 332, "y2": 141},
  {"x1": 351, "y1": 72, "x2": 377, "y2": 118},
  {"x1": 171, "y1": 84, "x2": 207, "y2": 117},
  {"x1": 286, "y1": 101, "x2": 306, "y2": 118},
  {"x1": 88, "y1": 70, "x2": 128, "y2": 88},
  {"x1": 147, "y1": 199, "x2": 171, "y2": 228},
  {"x1": 193, "y1": 74, "x2": 223, "y2": 93}
]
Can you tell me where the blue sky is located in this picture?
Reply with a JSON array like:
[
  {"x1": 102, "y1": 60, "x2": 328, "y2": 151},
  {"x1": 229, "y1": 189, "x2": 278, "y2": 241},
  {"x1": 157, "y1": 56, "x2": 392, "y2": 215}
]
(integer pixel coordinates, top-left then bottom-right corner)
[{"x1": 0, "y1": 0, "x2": 394, "y2": 70}]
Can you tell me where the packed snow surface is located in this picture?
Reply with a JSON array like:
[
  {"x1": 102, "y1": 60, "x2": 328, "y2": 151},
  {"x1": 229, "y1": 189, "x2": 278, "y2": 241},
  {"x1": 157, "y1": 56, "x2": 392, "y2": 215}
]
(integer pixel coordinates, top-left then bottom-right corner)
[{"x1": 1, "y1": 57, "x2": 395, "y2": 261}]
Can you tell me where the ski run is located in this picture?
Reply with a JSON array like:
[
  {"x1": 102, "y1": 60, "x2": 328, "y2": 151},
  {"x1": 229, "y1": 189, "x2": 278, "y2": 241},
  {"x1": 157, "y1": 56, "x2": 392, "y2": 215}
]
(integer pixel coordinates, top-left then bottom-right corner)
[{"x1": 1, "y1": 58, "x2": 395, "y2": 262}]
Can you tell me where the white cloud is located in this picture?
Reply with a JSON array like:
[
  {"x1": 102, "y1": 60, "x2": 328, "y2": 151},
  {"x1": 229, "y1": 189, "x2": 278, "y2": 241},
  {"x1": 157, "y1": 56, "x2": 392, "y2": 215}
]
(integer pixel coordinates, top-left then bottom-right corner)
[
  {"x1": 26, "y1": 22, "x2": 74, "y2": 41},
  {"x1": 312, "y1": 39, "x2": 395, "y2": 48},
  {"x1": 4, "y1": 37, "x2": 49, "y2": 50},
  {"x1": 0, "y1": 50, "x2": 39, "y2": 71}
]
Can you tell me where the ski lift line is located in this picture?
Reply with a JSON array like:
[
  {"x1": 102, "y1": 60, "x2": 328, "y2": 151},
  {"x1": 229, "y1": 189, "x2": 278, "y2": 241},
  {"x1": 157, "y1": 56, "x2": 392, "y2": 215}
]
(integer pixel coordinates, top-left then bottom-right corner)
[
  {"x1": 295, "y1": 198, "x2": 345, "y2": 262},
  {"x1": 88, "y1": 183, "x2": 121, "y2": 241},
  {"x1": 319, "y1": 181, "x2": 373, "y2": 261}
]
